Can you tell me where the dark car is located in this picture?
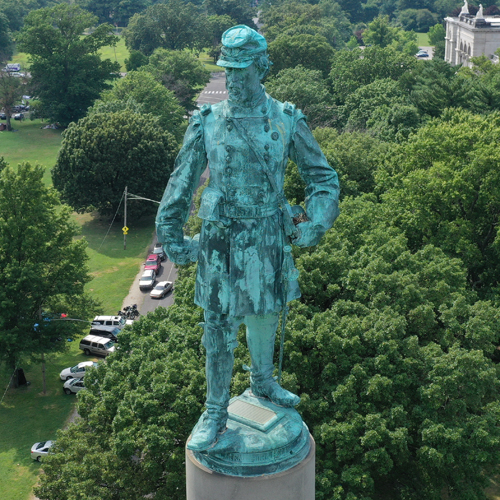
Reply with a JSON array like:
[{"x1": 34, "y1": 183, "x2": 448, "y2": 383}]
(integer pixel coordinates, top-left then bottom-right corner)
[
  {"x1": 89, "y1": 327, "x2": 121, "y2": 342},
  {"x1": 144, "y1": 253, "x2": 161, "y2": 274},
  {"x1": 0, "y1": 112, "x2": 6, "y2": 120},
  {"x1": 152, "y1": 243, "x2": 166, "y2": 261}
]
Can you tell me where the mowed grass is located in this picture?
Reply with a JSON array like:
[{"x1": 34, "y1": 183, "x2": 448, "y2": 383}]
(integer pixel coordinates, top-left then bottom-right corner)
[
  {"x1": 0, "y1": 119, "x2": 63, "y2": 185},
  {"x1": 416, "y1": 32, "x2": 430, "y2": 46},
  {"x1": 98, "y1": 36, "x2": 129, "y2": 72},
  {"x1": 0, "y1": 341, "x2": 98, "y2": 500}
]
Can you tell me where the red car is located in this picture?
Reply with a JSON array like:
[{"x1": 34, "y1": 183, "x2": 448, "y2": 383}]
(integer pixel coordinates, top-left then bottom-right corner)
[{"x1": 144, "y1": 253, "x2": 161, "y2": 274}]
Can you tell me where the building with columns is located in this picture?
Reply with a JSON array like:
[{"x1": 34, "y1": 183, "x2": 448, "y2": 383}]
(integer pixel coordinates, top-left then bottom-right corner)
[{"x1": 445, "y1": 3, "x2": 500, "y2": 67}]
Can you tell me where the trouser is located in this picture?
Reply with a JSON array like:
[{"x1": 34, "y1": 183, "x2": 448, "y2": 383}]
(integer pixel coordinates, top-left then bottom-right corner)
[{"x1": 202, "y1": 310, "x2": 280, "y2": 422}]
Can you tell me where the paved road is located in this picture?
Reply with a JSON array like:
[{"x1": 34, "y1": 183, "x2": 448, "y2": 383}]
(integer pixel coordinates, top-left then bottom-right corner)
[{"x1": 122, "y1": 74, "x2": 226, "y2": 315}]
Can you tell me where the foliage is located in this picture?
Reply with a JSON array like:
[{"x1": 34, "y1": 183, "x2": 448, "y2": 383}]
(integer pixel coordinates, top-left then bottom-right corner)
[
  {"x1": 101, "y1": 70, "x2": 185, "y2": 139},
  {"x1": 377, "y1": 108, "x2": 500, "y2": 296},
  {"x1": 0, "y1": 11, "x2": 13, "y2": 62},
  {"x1": 0, "y1": 71, "x2": 23, "y2": 131},
  {"x1": 124, "y1": 49, "x2": 148, "y2": 72},
  {"x1": 260, "y1": 0, "x2": 352, "y2": 49},
  {"x1": 52, "y1": 109, "x2": 179, "y2": 217},
  {"x1": 329, "y1": 45, "x2": 417, "y2": 105},
  {"x1": 144, "y1": 48, "x2": 211, "y2": 112},
  {"x1": 203, "y1": 0, "x2": 256, "y2": 30},
  {"x1": 265, "y1": 65, "x2": 335, "y2": 129},
  {"x1": 362, "y1": 15, "x2": 400, "y2": 47},
  {"x1": 0, "y1": 160, "x2": 98, "y2": 373},
  {"x1": 427, "y1": 22, "x2": 446, "y2": 59},
  {"x1": 123, "y1": 1, "x2": 203, "y2": 56},
  {"x1": 17, "y1": 4, "x2": 120, "y2": 127},
  {"x1": 75, "y1": 0, "x2": 150, "y2": 26},
  {"x1": 268, "y1": 33, "x2": 334, "y2": 78},
  {"x1": 397, "y1": 8, "x2": 438, "y2": 32}
]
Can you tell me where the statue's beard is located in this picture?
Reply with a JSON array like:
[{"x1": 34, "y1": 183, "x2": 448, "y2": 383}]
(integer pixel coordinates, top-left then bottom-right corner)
[{"x1": 227, "y1": 85, "x2": 247, "y2": 104}]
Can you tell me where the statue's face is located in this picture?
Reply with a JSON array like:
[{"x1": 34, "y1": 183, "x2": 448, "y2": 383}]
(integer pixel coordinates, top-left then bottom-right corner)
[{"x1": 225, "y1": 63, "x2": 262, "y2": 105}]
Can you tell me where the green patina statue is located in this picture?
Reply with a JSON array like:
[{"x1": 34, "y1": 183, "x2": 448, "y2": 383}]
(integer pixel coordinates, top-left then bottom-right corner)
[{"x1": 156, "y1": 25, "x2": 340, "y2": 453}]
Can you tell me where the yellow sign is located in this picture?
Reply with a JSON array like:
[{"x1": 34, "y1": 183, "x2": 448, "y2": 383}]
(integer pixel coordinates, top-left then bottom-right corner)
[{"x1": 122, "y1": 226, "x2": 129, "y2": 234}]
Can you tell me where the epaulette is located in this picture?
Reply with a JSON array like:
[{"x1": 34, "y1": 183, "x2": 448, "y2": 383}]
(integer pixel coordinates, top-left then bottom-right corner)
[
  {"x1": 200, "y1": 103, "x2": 212, "y2": 116},
  {"x1": 283, "y1": 102, "x2": 295, "y2": 116}
]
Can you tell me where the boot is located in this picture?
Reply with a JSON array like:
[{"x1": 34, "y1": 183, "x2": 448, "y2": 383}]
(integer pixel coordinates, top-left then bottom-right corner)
[
  {"x1": 246, "y1": 314, "x2": 300, "y2": 407},
  {"x1": 187, "y1": 412, "x2": 226, "y2": 451}
]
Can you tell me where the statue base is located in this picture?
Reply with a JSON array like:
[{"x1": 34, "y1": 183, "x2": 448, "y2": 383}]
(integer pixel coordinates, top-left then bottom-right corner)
[
  {"x1": 186, "y1": 435, "x2": 315, "y2": 500},
  {"x1": 186, "y1": 389, "x2": 315, "y2": 499}
]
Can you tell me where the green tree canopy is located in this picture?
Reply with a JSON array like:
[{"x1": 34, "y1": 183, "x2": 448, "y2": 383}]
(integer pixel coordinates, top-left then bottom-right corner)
[
  {"x1": 123, "y1": 1, "x2": 203, "y2": 56},
  {"x1": 377, "y1": 108, "x2": 500, "y2": 296},
  {"x1": 268, "y1": 33, "x2": 334, "y2": 78},
  {"x1": 101, "y1": 70, "x2": 185, "y2": 139},
  {"x1": 0, "y1": 11, "x2": 13, "y2": 62},
  {"x1": 265, "y1": 65, "x2": 335, "y2": 128},
  {"x1": 75, "y1": 0, "x2": 150, "y2": 26},
  {"x1": 144, "y1": 48, "x2": 211, "y2": 112},
  {"x1": 0, "y1": 160, "x2": 99, "y2": 381},
  {"x1": 17, "y1": 3, "x2": 120, "y2": 126},
  {"x1": 329, "y1": 46, "x2": 417, "y2": 105},
  {"x1": 52, "y1": 109, "x2": 179, "y2": 217},
  {"x1": 0, "y1": 70, "x2": 23, "y2": 131},
  {"x1": 203, "y1": 0, "x2": 256, "y2": 30}
]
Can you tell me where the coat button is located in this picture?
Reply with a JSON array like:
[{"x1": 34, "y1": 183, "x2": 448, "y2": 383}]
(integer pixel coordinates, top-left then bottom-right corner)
[
  {"x1": 264, "y1": 124, "x2": 270, "y2": 132},
  {"x1": 226, "y1": 167, "x2": 232, "y2": 175},
  {"x1": 265, "y1": 144, "x2": 270, "y2": 150},
  {"x1": 271, "y1": 132, "x2": 279, "y2": 141},
  {"x1": 225, "y1": 145, "x2": 231, "y2": 152},
  {"x1": 264, "y1": 153, "x2": 270, "y2": 162},
  {"x1": 225, "y1": 156, "x2": 231, "y2": 162}
]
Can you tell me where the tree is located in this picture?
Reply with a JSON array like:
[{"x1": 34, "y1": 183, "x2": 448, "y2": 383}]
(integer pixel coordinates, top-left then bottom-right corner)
[
  {"x1": 0, "y1": 11, "x2": 13, "y2": 62},
  {"x1": 0, "y1": 70, "x2": 23, "y2": 131},
  {"x1": 362, "y1": 15, "x2": 399, "y2": 48},
  {"x1": 204, "y1": 0, "x2": 256, "y2": 30},
  {"x1": 145, "y1": 49, "x2": 211, "y2": 112},
  {"x1": 124, "y1": 49, "x2": 149, "y2": 72},
  {"x1": 17, "y1": 4, "x2": 120, "y2": 126},
  {"x1": 101, "y1": 70, "x2": 185, "y2": 140},
  {"x1": 428, "y1": 23, "x2": 446, "y2": 59},
  {"x1": 0, "y1": 159, "x2": 99, "y2": 387},
  {"x1": 329, "y1": 45, "x2": 417, "y2": 105},
  {"x1": 268, "y1": 33, "x2": 334, "y2": 78},
  {"x1": 377, "y1": 108, "x2": 500, "y2": 296},
  {"x1": 265, "y1": 65, "x2": 335, "y2": 129},
  {"x1": 52, "y1": 108, "x2": 179, "y2": 217},
  {"x1": 123, "y1": 1, "x2": 203, "y2": 56},
  {"x1": 75, "y1": 0, "x2": 151, "y2": 26}
]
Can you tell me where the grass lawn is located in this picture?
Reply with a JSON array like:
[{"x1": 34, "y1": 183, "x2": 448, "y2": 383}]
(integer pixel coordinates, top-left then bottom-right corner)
[
  {"x1": 198, "y1": 49, "x2": 223, "y2": 73},
  {"x1": 0, "y1": 342, "x2": 97, "y2": 500},
  {"x1": 98, "y1": 36, "x2": 129, "y2": 72},
  {"x1": 416, "y1": 32, "x2": 430, "y2": 46},
  {"x1": 0, "y1": 120, "x2": 63, "y2": 185}
]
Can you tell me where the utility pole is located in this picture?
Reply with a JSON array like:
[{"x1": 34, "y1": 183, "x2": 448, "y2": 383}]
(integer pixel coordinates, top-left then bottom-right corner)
[{"x1": 123, "y1": 186, "x2": 127, "y2": 250}]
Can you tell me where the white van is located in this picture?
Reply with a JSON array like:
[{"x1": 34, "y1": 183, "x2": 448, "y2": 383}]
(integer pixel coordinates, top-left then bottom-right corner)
[
  {"x1": 79, "y1": 335, "x2": 116, "y2": 357},
  {"x1": 91, "y1": 315, "x2": 126, "y2": 332}
]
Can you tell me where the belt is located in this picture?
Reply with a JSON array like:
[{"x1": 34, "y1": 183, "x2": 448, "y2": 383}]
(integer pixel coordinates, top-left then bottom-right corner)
[{"x1": 219, "y1": 203, "x2": 279, "y2": 219}]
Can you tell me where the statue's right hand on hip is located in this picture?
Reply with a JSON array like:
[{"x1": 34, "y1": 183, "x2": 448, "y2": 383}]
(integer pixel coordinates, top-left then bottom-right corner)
[{"x1": 166, "y1": 235, "x2": 199, "y2": 265}]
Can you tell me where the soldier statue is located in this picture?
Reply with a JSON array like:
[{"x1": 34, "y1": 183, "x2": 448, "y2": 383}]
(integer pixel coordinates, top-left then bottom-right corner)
[{"x1": 156, "y1": 25, "x2": 340, "y2": 452}]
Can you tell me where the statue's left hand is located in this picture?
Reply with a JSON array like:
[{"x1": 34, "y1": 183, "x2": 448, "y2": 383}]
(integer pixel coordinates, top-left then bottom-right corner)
[{"x1": 292, "y1": 221, "x2": 325, "y2": 248}]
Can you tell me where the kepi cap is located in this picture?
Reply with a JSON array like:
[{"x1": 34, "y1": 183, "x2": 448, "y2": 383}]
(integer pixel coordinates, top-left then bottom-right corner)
[{"x1": 217, "y1": 25, "x2": 267, "y2": 68}]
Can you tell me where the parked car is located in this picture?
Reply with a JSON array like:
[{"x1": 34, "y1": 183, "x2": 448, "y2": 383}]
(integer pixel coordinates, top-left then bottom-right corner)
[
  {"x1": 152, "y1": 243, "x2": 166, "y2": 261},
  {"x1": 13, "y1": 113, "x2": 24, "y2": 120},
  {"x1": 0, "y1": 112, "x2": 6, "y2": 120},
  {"x1": 139, "y1": 269, "x2": 156, "y2": 290},
  {"x1": 59, "y1": 361, "x2": 98, "y2": 381},
  {"x1": 91, "y1": 315, "x2": 126, "y2": 331},
  {"x1": 31, "y1": 440, "x2": 54, "y2": 461},
  {"x1": 89, "y1": 326, "x2": 121, "y2": 342},
  {"x1": 63, "y1": 377, "x2": 85, "y2": 395},
  {"x1": 79, "y1": 334, "x2": 116, "y2": 357},
  {"x1": 416, "y1": 50, "x2": 429, "y2": 58},
  {"x1": 150, "y1": 281, "x2": 173, "y2": 299},
  {"x1": 144, "y1": 253, "x2": 161, "y2": 274}
]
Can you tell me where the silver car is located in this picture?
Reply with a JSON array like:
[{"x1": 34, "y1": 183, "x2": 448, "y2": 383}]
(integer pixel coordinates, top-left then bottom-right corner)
[
  {"x1": 150, "y1": 281, "x2": 173, "y2": 299},
  {"x1": 63, "y1": 377, "x2": 85, "y2": 395},
  {"x1": 59, "y1": 361, "x2": 97, "y2": 381},
  {"x1": 139, "y1": 269, "x2": 156, "y2": 290},
  {"x1": 31, "y1": 440, "x2": 54, "y2": 461}
]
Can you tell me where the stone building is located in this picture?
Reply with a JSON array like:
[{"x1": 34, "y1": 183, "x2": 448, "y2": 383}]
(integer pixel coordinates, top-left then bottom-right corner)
[{"x1": 445, "y1": 2, "x2": 500, "y2": 67}]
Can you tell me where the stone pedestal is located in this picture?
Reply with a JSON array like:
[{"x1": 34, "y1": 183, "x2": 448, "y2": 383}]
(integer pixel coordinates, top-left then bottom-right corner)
[
  {"x1": 186, "y1": 435, "x2": 315, "y2": 500},
  {"x1": 186, "y1": 389, "x2": 315, "y2": 500}
]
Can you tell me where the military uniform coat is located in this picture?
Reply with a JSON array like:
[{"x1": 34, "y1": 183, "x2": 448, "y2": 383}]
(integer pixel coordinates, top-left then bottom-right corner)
[{"x1": 156, "y1": 90, "x2": 340, "y2": 317}]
